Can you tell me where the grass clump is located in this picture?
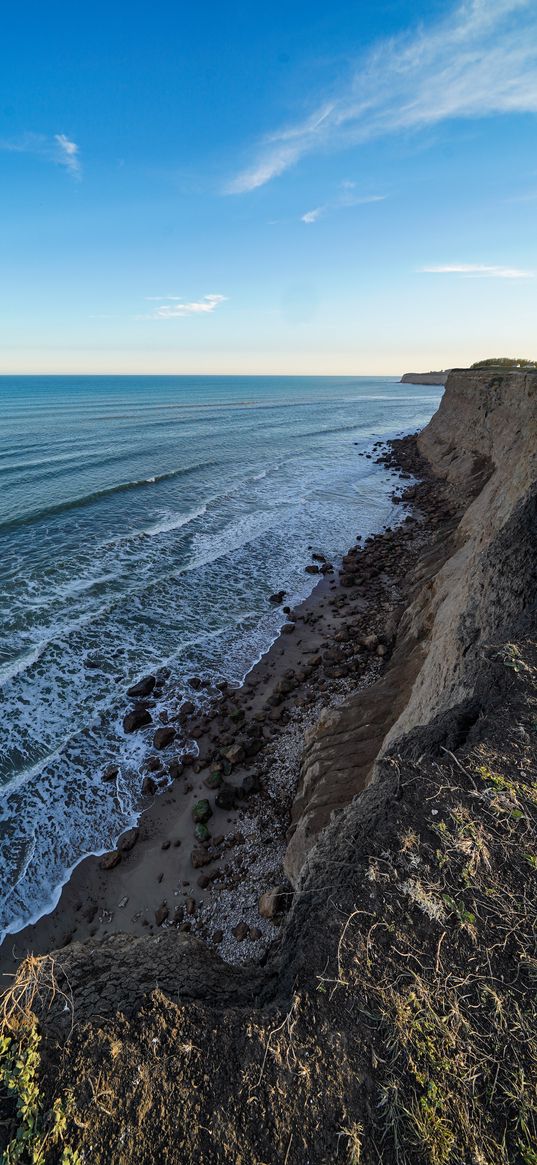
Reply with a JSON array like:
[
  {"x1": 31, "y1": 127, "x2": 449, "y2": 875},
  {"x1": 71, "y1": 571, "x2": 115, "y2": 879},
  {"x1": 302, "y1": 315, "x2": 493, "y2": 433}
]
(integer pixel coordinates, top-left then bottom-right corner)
[
  {"x1": 322, "y1": 644, "x2": 537, "y2": 1163},
  {"x1": 0, "y1": 956, "x2": 80, "y2": 1164}
]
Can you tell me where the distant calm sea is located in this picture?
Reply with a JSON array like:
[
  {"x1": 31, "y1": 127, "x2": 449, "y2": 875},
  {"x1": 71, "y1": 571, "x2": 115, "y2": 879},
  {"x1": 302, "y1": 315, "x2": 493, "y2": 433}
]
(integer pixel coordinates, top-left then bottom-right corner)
[{"x1": 0, "y1": 375, "x2": 442, "y2": 940}]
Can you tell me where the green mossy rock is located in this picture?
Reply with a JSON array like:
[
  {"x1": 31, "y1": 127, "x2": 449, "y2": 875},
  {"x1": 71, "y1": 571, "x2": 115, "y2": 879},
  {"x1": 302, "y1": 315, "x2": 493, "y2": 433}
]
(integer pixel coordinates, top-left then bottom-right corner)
[
  {"x1": 192, "y1": 798, "x2": 212, "y2": 824},
  {"x1": 194, "y1": 823, "x2": 210, "y2": 843}
]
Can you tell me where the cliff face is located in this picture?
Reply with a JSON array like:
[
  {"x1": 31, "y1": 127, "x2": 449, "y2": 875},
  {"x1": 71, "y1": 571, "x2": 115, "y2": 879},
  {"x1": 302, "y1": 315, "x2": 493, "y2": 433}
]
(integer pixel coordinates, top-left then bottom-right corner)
[
  {"x1": 286, "y1": 369, "x2": 537, "y2": 882},
  {"x1": 389, "y1": 368, "x2": 536, "y2": 735}
]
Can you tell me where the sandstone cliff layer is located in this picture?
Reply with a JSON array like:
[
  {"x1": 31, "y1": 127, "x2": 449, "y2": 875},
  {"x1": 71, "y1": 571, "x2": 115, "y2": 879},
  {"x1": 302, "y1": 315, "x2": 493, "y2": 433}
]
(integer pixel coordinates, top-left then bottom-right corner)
[{"x1": 287, "y1": 368, "x2": 536, "y2": 882}]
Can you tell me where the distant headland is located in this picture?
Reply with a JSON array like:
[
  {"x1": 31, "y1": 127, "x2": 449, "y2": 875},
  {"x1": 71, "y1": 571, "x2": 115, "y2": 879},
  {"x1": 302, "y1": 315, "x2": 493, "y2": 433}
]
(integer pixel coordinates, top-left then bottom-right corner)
[
  {"x1": 401, "y1": 356, "x2": 537, "y2": 386},
  {"x1": 400, "y1": 370, "x2": 449, "y2": 384}
]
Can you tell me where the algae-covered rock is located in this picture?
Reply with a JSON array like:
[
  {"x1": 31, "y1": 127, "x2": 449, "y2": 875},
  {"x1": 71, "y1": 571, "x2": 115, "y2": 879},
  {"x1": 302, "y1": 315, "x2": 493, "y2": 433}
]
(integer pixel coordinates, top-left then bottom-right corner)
[{"x1": 192, "y1": 799, "x2": 212, "y2": 824}]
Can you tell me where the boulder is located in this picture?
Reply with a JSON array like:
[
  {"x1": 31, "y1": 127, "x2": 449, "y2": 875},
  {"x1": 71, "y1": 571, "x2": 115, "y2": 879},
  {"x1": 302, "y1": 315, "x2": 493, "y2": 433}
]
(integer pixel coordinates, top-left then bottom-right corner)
[
  {"x1": 100, "y1": 850, "x2": 121, "y2": 871},
  {"x1": 258, "y1": 885, "x2": 289, "y2": 920},
  {"x1": 123, "y1": 705, "x2": 152, "y2": 733},
  {"x1": 141, "y1": 775, "x2": 158, "y2": 797},
  {"x1": 153, "y1": 725, "x2": 176, "y2": 750},
  {"x1": 215, "y1": 783, "x2": 238, "y2": 811},
  {"x1": 192, "y1": 799, "x2": 212, "y2": 824},
  {"x1": 305, "y1": 564, "x2": 319, "y2": 574},
  {"x1": 127, "y1": 675, "x2": 156, "y2": 699},
  {"x1": 232, "y1": 921, "x2": 249, "y2": 942},
  {"x1": 168, "y1": 758, "x2": 184, "y2": 780},
  {"x1": 102, "y1": 764, "x2": 119, "y2": 782},
  {"x1": 118, "y1": 828, "x2": 139, "y2": 853},
  {"x1": 144, "y1": 755, "x2": 162, "y2": 772},
  {"x1": 188, "y1": 676, "x2": 202, "y2": 690},
  {"x1": 269, "y1": 590, "x2": 286, "y2": 604},
  {"x1": 155, "y1": 903, "x2": 168, "y2": 926},
  {"x1": 204, "y1": 770, "x2": 223, "y2": 789},
  {"x1": 281, "y1": 623, "x2": 295, "y2": 634},
  {"x1": 225, "y1": 742, "x2": 245, "y2": 766},
  {"x1": 194, "y1": 823, "x2": 210, "y2": 843},
  {"x1": 191, "y1": 848, "x2": 213, "y2": 869}
]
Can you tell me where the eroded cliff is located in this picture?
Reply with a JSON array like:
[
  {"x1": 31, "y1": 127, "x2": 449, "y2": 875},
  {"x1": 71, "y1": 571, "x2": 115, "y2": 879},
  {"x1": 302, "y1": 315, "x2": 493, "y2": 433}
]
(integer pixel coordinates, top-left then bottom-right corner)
[{"x1": 287, "y1": 368, "x2": 536, "y2": 883}]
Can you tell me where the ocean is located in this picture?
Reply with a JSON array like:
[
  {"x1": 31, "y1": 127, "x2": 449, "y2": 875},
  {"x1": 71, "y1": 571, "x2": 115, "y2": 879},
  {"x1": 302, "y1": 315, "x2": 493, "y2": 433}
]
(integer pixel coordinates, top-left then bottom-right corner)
[{"x1": 0, "y1": 375, "x2": 442, "y2": 941}]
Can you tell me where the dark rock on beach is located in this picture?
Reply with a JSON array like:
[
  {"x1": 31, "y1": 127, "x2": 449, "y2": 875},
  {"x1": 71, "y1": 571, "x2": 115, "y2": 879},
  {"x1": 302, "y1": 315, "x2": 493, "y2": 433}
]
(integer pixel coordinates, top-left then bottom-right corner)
[
  {"x1": 258, "y1": 885, "x2": 289, "y2": 920},
  {"x1": 191, "y1": 848, "x2": 213, "y2": 869},
  {"x1": 153, "y1": 726, "x2": 176, "y2": 750},
  {"x1": 102, "y1": 764, "x2": 119, "y2": 782},
  {"x1": 123, "y1": 705, "x2": 152, "y2": 733},
  {"x1": 215, "y1": 783, "x2": 238, "y2": 811},
  {"x1": 99, "y1": 850, "x2": 121, "y2": 871},
  {"x1": 118, "y1": 828, "x2": 139, "y2": 853},
  {"x1": 192, "y1": 799, "x2": 212, "y2": 825},
  {"x1": 127, "y1": 675, "x2": 156, "y2": 699},
  {"x1": 141, "y1": 775, "x2": 158, "y2": 797},
  {"x1": 154, "y1": 903, "x2": 168, "y2": 926}
]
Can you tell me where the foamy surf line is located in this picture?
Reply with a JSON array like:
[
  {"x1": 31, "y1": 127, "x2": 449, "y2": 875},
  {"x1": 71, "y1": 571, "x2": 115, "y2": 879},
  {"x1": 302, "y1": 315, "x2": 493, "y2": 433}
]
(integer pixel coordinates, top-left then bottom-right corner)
[{"x1": 0, "y1": 487, "x2": 409, "y2": 947}]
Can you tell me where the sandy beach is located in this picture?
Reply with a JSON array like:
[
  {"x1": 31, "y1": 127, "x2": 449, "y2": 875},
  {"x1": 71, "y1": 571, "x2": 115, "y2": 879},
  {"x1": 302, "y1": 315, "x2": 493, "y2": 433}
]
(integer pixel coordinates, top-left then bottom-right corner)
[{"x1": 0, "y1": 434, "x2": 450, "y2": 981}]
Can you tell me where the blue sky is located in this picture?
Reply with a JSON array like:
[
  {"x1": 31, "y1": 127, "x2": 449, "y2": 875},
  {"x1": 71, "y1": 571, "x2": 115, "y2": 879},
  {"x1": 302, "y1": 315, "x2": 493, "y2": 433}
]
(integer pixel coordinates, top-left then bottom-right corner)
[{"x1": 1, "y1": 0, "x2": 537, "y2": 374}]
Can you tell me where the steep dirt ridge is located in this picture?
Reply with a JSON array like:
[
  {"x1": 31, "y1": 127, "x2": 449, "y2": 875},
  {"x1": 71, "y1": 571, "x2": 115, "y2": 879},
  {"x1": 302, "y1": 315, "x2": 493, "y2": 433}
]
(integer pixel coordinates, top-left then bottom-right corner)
[{"x1": 287, "y1": 368, "x2": 536, "y2": 882}]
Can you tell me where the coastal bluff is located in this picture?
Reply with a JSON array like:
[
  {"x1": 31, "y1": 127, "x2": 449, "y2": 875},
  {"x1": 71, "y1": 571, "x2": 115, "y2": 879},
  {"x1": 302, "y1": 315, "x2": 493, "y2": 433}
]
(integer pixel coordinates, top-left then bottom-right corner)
[
  {"x1": 400, "y1": 370, "x2": 448, "y2": 384},
  {"x1": 2, "y1": 368, "x2": 536, "y2": 1165},
  {"x1": 287, "y1": 367, "x2": 536, "y2": 879}
]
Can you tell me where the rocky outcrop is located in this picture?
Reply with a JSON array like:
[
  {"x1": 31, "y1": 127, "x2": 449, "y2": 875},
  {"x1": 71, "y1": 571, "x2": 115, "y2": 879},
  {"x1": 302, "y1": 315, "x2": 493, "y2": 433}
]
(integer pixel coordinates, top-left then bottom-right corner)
[
  {"x1": 286, "y1": 369, "x2": 537, "y2": 882},
  {"x1": 400, "y1": 370, "x2": 449, "y2": 384}
]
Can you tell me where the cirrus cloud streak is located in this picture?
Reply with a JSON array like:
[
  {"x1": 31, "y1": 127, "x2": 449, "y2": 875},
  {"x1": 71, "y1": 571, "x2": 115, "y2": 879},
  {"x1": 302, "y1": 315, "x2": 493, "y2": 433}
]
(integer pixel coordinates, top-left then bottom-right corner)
[
  {"x1": 0, "y1": 131, "x2": 81, "y2": 177},
  {"x1": 421, "y1": 263, "x2": 534, "y2": 279},
  {"x1": 228, "y1": 0, "x2": 537, "y2": 193}
]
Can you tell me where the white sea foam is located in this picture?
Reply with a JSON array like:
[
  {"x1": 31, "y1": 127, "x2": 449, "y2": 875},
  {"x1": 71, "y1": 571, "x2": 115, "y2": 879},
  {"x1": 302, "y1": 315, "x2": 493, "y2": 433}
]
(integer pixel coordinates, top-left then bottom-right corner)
[{"x1": 0, "y1": 375, "x2": 443, "y2": 943}]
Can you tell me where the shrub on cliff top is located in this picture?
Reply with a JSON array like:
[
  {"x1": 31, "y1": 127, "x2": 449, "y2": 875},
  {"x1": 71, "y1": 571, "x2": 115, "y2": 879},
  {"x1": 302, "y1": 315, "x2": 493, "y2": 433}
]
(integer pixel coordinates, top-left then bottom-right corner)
[{"x1": 470, "y1": 356, "x2": 536, "y2": 369}]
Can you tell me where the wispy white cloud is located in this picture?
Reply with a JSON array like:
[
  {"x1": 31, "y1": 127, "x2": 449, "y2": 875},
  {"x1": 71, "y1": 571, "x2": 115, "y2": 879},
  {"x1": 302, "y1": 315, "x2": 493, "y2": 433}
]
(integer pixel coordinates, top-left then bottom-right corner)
[
  {"x1": 53, "y1": 133, "x2": 81, "y2": 176},
  {"x1": 0, "y1": 131, "x2": 81, "y2": 177},
  {"x1": 420, "y1": 263, "x2": 535, "y2": 278},
  {"x1": 228, "y1": 0, "x2": 537, "y2": 193},
  {"x1": 143, "y1": 294, "x2": 227, "y2": 319},
  {"x1": 300, "y1": 190, "x2": 385, "y2": 224},
  {"x1": 301, "y1": 207, "x2": 324, "y2": 224}
]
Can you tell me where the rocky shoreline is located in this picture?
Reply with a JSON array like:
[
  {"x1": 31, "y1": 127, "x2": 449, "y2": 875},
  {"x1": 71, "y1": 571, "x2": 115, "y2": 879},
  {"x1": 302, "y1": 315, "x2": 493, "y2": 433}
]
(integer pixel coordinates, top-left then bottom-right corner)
[{"x1": 0, "y1": 431, "x2": 453, "y2": 978}]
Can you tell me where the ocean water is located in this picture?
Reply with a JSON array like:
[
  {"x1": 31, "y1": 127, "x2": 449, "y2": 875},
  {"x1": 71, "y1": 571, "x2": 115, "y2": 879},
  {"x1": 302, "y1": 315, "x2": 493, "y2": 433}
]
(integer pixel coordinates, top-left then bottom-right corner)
[{"x1": 0, "y1": 375, "x2": 443, "y2": 941}]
